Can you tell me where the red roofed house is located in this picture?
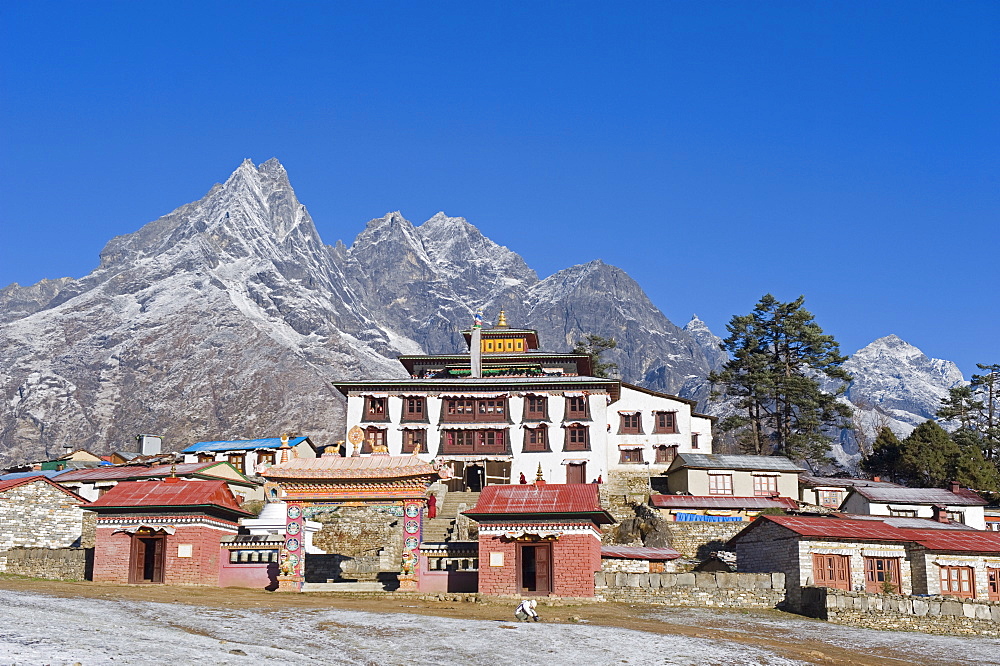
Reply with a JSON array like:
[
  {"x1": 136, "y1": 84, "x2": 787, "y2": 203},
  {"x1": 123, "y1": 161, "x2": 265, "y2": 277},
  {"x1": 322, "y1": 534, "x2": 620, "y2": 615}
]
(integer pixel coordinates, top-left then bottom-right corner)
[
  {"x1": 728, "y1": 515, "x2": 1000, "y2": 610},
  {"x1": 87, "y1": 478, "x2": 251, "y2": 585},
  {"x1": 0, "y1": 476, "x2": 88, "y2": 574},
  {"x1": 463, "y1": 480, "x2": 615, "y2": 597},
  {"x1": 57, "y1": 461, "x2": 262, "y2": 504}
]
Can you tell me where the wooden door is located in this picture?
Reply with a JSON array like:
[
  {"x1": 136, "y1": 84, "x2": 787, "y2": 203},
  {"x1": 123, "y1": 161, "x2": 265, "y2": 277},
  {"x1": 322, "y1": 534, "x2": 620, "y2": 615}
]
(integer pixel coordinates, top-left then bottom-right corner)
[
  {"x1": 148, "y1": 537, "x2": 165, "y2": 583},
  {"x1": 533, "y1": 544, "x2": 551, "y2": 594},
  {"x1": 812, "y1": 554, "x2": 851, "y2": 590},
  {"x1": 566, "y1": 462, "x2": 586, "y2": 484},
  {"x1": 130, "y1": 536, "x2": 146, "y2": 583},
  {"x1": 131, "y1": 535, "x2": 165, "y2": 583}
]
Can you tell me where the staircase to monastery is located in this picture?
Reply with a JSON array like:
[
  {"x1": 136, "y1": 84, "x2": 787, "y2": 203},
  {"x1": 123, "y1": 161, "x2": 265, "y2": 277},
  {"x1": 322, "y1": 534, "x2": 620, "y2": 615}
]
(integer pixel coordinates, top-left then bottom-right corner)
[{"x1": 421, "y1": 491, "x2": 480, "y2": 542}]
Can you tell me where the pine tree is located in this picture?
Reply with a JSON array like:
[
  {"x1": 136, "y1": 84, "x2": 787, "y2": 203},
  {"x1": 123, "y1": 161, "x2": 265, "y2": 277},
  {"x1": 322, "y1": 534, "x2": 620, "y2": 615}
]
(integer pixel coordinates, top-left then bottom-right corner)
[
  {"x1": 572, "y1": 334, "x2": 618, "y2": 378},
  {"x1": 708, "y1": 294, "x2": 852, "y2": 466},
  {"x1": 861, "y1": 426, "x2": 903, "y2": 481},
  {"x1": 897, "y1": 421, "x2": 961, "y2": 487},
  {"x1": 937, "y1": 363, "x2": 1000, "y2": 465}
]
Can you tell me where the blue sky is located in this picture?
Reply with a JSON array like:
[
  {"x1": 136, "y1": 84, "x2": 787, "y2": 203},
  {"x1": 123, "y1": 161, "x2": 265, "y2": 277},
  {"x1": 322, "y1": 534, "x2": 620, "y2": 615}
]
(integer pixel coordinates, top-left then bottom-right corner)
[{"x1": 1, "y1": 2, "x2": 997, "y2": 376}]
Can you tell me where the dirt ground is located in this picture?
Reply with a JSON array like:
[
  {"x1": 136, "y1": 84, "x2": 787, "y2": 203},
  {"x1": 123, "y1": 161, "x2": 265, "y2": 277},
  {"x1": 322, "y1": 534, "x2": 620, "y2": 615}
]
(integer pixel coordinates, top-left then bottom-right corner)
[{"x1": 1, "y1": 577, "x2": 997, "y2": 665}]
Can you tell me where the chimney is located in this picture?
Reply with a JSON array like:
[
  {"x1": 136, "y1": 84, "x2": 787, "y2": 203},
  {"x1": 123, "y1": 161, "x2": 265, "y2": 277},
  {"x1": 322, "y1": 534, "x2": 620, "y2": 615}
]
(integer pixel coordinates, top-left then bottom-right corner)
[
  {"x1": 949, "y1": 480, "x2": 960, "y2": 494},
  {"x1": 872, "y1": 476, "x2": 881, "y2": 483},
  {"x1": 932, "y1": 505, "x2": 949, "y2": 523}
]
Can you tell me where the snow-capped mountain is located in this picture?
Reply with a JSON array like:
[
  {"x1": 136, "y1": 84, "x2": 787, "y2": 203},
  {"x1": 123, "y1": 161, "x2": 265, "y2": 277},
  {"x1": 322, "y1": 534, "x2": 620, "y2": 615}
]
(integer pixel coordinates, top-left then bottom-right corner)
[
  {"x1": 0, "y1": 159, "x2": 714, "y2": 464},
  {"x1": 842, "y1": 335, "x2": 965, "y2": 439}
]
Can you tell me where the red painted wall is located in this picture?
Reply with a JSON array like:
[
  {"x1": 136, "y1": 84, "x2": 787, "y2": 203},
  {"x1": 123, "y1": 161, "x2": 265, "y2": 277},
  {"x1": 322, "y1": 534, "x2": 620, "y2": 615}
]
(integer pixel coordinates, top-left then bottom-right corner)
[
  {"x1": 93, "y1": 522, "x2": 234, "y2": 586},
  {"x1": 219, "y1": 560, "x2": 279, "y2": 590},
  {"x1": 476, "y1": 530, "x2": 601, "y2": 597}
]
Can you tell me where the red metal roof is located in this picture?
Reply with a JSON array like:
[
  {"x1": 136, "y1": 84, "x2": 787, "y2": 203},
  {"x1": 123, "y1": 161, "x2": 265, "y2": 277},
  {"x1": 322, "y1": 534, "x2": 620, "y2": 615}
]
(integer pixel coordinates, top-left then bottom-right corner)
[
  {"x1": 56, "y1": 462, "x2": 223, "y2": 482},
  {"x1": 601, "y1": 546, "x2": 681, "y2": 560},
  {"x1": 0, "y1": 475, "x2": 86, "y2": 502},
  {"x1": 84, "y1": 479, "x2": 250, "y2": 516},
  {"x1": 466, "y1": 483, "x2": 612, "y2": 522},
  {"x1": 739, "y1": 515, "x2": 1000, "y2": 552},
  {"x1": 651, "y1": 495, "x2": 798, "y2": 510}
]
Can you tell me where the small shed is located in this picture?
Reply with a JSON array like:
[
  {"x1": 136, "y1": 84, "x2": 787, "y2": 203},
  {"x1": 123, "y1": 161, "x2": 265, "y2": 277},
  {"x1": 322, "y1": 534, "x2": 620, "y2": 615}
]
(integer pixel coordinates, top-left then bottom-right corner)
[
  {"x1": 87, "y1": 478, "x2": 251, "y2": 585},
  {"x1": 0, "y1": 476, "x2": 88, "y2": 573},
  {"x1": 463, "y1": 481, "x2": 615, "y2": 597}
]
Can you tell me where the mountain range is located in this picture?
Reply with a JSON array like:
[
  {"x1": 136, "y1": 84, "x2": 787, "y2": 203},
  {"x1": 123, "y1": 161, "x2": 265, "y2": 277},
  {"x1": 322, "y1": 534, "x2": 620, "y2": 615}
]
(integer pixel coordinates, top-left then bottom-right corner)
[{"x1": 0, "y1": 160, "x2": 965, "y2": 466}]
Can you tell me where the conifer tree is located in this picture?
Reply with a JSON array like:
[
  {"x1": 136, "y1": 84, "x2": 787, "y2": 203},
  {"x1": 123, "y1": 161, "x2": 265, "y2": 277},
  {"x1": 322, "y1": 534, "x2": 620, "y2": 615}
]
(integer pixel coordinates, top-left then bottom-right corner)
[
  {"x1": 573, "y1": 334, "x2": 618, "y2": 378},
  {"x1": 708, "y1": 294, "x2": 852, "y2": 465},
  {"x1": 937, "y1": 363, "x2": 1000, "y2": 465},
  {"x1": 861, "y1": 426, "x2": 903, "y2": 481}
]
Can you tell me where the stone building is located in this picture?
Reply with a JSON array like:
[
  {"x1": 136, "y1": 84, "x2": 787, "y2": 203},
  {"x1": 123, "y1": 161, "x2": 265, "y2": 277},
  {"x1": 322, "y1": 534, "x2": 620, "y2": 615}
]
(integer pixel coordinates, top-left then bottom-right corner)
[
  {"x1": 0, "y1": 476, "x2": 88, "y2": 572},
  {"x1": 729, "y1": 514, "x2": 1000, "y2": 610},
  {"x1": 464, "y1": 480, "x2": 615, "y2": 597},
  {"x1": 87, "y1": 478, "x2": 251, "y2": 585}
]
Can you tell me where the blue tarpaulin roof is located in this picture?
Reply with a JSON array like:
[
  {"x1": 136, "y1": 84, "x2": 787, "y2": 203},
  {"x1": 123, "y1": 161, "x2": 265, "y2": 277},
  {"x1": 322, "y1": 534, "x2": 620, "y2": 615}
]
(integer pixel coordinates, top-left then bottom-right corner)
[
  {"x1": 0, "y1": 470, "x2": 72, "y2": 481},
  {"x1": 675, "y1": 512, "x2": 744, "y2": 523},
  {"x1": 181, "y1": 437, "x2": 311, "y2": 453}
]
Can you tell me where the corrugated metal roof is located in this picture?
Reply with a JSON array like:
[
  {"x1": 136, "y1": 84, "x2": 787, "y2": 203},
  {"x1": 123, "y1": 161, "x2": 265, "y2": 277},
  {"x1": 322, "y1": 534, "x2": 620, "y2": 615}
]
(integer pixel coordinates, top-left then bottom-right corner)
[
  {"x1": 466, "y1": 483, "x2": 612, "y2": 522},
  {"x1": 263, "y1": 455, "x2": 440, "y2": 479},
  {"x1": 799, "y1": 475, "x2": 902, "y2": 489},
  {"x1": 601, "y1": 546, "x2": 681, "y2": 560},
  {"x1": 851, "y1": 486, "x2": 988, "y2": 506},
  {"x1": 55, "y1": 462, "x2": 223, "y2": 482},
  {"x1": 650, "y1": 495, "x2": 798, "y2": 510},
  {"x1": 0, "y1": 470, "x2": 71, "y2": 481},
  {"x1": 739, "y1": 515, "x2": 1000, "y2": 552},
  {"x1": 0, "y1": 475, "x2": 86, "y2": 501},
  {"x1": 674, "y1": 454, "x2": 805, "y2": 472},
  {"x1": 832, "y1": 513, "x2": 976, "y2": 531},
  {"x1": 181, "y1": 437, "x2": 311, "y2": 453},
  {"x1": 85, "y1": 479, "x2": 250, "y2": 515}
]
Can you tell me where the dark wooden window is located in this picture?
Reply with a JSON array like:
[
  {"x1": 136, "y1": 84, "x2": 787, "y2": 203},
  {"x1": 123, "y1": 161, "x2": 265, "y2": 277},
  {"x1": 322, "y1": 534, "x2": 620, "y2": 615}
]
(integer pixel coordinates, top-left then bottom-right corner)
[
  {"x1": 889, "y1": 508, "x2": 918, "y2": 518},
  {"x1": 619, "y1": 413, "x2": 642, "y2": 434},
  {"x1": 947, "y1": 510, "x2": 965, "y2": 524},
  {"x1": 753, "y1": 475, "x2": 778, "y2": 496},
  {"x1": 813, "y1": 554, "x2": 851, "y2": 590},
  {"x1": 401, "y1": 429, "x2": 427, "y2": 454},
  {"x1": 524, "y1": 395, "x2": 548, "y2": 420},
  {"x1": 441, "y1": 429, "x2": 508, "y2": 454},
  {"x1": 565, "y1": 396, "x2": 589, "y2": 419},
  {"x1": 363, "y1": 427, "x2": 386, "y2": 454},
  {"x1": 619, "y1": 448, "x2": 644, "y2": 464},
  {"x1": 364, "y1": 396, "x2": 388, "y2": 421},
  {"x1": 97, "y1": 486, "x2": 111, "y2": 497},
  {"x1": 402, "y1": 397, "x2": 426, "y2": 422},
  {"x1": 523, "y1": 425, "x2": 548, "y2": 452},
  {"x1": 443, "y1": 398, "x2": 507, "y2": 423},
  {"x1": 197, "y1": 453, "x2": 215, "y2": 463},
  {"x1": 940, "y1": 566, "x2": 976, "y2": 599},
  {"x1": 708, "y1": 474, "x2": 733, "y2": 495},
  {"x1": 988, "y1": 568, "x2": 1000, "y2": 601},
  {"x1": 257, "y1": 451, "x2": 276, "y2": 466},
  {"x1": 691, "y1": 433, "x2": 700, "y2": 449},
  {"x1": 564, "y1": 425, "x2": 590, "y2": 451},
  {"x1": 864, "y1": 557, "x2": 901, "y2": 593},
  {"x1": 653, "y1": 411, "x2": 678, "y2": 434},
  {"x1": 228, "y1": 454, "x2": 245, "y2": 473},
  {"x1": 654, "y1": 445, "x2": 678, "y2": 465}
]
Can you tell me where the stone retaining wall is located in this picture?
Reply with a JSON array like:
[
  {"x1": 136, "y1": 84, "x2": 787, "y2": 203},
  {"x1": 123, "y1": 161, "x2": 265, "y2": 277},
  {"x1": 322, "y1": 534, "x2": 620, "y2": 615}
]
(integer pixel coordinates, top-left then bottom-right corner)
[
  {"x1": 802, "y1": 586, "x2": 1000, "y2": 637},
  {"x1": 596, "y1": 570, "x2": 785, "y2": 608},
  {"x1": 3, "y1": 547, "x2": 92, "y2": 580},
  {"x1": 664, "y1": 521, "x2": 746, "y2": 559}
]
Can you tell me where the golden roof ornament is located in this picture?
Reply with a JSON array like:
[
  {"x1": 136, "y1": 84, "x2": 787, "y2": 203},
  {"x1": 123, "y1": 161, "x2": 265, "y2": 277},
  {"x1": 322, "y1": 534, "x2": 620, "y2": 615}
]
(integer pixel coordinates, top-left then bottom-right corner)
[
  {"x1": 496, "y1": 309, "x2": 509, "y2": 328},
  {"x1": 535, "y1": 463, "x2": 544, "y2": 482}
]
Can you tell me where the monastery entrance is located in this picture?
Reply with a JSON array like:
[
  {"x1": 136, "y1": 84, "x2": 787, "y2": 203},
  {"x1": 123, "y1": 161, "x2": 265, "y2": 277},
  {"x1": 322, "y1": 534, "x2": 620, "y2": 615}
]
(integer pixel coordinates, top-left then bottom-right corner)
[
  {"x1": 129, "y1": 534, "x2": 165, "y2": 584},
  {"x1": 518, "y1": 542, "x2": 552, "y2": 595},
  {"x1": 444, "y1": 460, "x2": 511, "y2": 491}
]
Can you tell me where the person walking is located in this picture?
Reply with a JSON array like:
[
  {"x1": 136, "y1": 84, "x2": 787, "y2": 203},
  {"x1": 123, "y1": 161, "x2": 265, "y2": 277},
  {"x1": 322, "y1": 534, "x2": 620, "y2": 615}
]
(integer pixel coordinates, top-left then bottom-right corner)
[{"x1": 514, "y1": 599, "x2": 540, "y2": 622}]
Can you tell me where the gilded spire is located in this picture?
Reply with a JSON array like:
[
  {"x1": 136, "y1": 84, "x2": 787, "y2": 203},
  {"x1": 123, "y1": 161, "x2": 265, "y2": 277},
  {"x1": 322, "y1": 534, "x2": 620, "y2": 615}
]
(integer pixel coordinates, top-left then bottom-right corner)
[
  {"x1": 496, "y1": 309, "x2": 509, "y2": 328},
  {"x1": 535, "y1": 463, "x2": 544, "y2": 482}
]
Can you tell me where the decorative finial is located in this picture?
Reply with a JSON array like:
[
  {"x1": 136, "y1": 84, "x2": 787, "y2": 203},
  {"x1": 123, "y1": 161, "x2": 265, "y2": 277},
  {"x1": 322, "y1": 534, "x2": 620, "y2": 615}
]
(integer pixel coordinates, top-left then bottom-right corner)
[
  {"x1": 497, "y1": 309, "x2": 508, "y2": 328},
  {"x1": 279, "y1": 434, "x2": 291, "y2": 463},
  {"x1": 473, "y1": 310, "x2": 483, "y2": 329},
  {"x1": 170, "y1": 463, "x2": 177, "y2": 478},
  {"x1": 535, "y1": 463, "x2": 544, "y2": 482}
]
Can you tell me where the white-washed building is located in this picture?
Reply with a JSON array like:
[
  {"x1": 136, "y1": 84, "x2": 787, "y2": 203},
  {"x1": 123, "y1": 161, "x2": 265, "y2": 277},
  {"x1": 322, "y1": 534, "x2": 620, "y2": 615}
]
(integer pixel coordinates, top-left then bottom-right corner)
[
  {"x1": 840, "y1": 483, "x2": 989, "y2": 531},
  {"x1": 333, "y1": 315, "x2": 713, "y2": 491}
]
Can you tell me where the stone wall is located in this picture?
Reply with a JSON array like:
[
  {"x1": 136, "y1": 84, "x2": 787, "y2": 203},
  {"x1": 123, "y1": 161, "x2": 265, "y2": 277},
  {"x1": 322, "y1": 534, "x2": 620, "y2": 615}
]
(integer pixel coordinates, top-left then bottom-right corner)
[
  {"x1": 664, "y1": 521, "x2": 747, "y2": 559},
  {"x1": 596, "y1": 570, "x2": 785, "y2": 608},
  {"x1": 0, "y1": 479, "x2": 86, "y2": 571},
  {"x1": 803, "y1": 587, "x2": 1000, "y2": 638},
  {"x1": 308, "y1": 505, "x2": 403, "y2": 581},
  {"x1": 3, "y1": 547, "x2": 92, "y2": 580}
]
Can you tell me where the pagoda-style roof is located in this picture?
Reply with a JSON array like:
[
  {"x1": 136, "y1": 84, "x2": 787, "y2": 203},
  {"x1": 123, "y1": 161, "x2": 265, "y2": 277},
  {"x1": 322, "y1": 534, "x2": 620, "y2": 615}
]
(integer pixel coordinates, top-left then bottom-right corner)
[
  {"x1": 460, "y1": 327, "x2": 540, "y2": 350},
  {"x1": 397, "y1": 352, "x2": 593, "y2": 378},
  {"x1": 263, "y1": 454, "x2": 441, "y2": 480}
]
